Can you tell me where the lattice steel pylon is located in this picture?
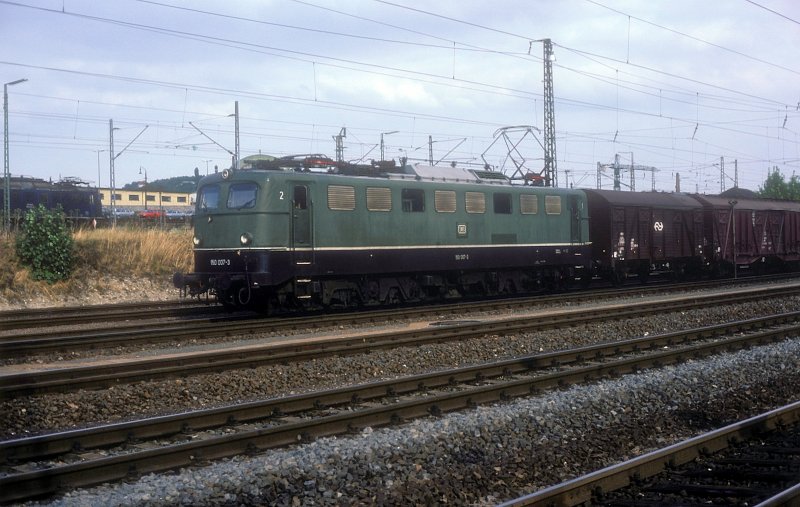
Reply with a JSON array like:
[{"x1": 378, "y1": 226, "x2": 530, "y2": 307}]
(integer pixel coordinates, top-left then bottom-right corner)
[{"x1": 541, "y1": 38, "x2": 558, "y2": 188}]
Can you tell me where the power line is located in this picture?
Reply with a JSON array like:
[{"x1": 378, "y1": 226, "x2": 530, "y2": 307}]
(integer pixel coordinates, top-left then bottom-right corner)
[
  {"x1": 584, "y1": 0, "x2": 800, "y2": 76},
  {"x1": 371, "y1": 0, "x2": 531, "y2": 41},
  {"x1": 557, "y1": 44, "x2": 791, "y2": 108},
  {"x1": 133, "y1": 0, "x2": 522, "y2": 55},
  {"x1": 7, "y1": 0, "x2": 790, "y2": 116},
  {"x1": 743, "y1": 0, "x2": 800, "y2": 26}
]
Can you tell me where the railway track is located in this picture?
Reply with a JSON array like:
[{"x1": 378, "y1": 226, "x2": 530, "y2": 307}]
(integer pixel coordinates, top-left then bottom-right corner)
[
  {"x1": 1, "y1": 310, "x2": 797, "y2": 503},
  {"x1": 0, "y1": 300, "x2": 223, "y2": 332},
  {"x1": 500, "y1": 401, "x2": 800, "y2": 506},
  {"x1": 5, "y1": 286, "x2": 669, "y2": 356},
  {"x1": 0, "y1": 275, "x2": 793, "y2": 355},
  {"x1": 2, "y1": 283, "x2": 798, "y2": 398}
]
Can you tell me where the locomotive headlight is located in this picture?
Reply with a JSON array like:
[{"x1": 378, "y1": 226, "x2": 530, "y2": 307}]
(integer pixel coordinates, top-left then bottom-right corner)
[
  {"x1": 193, "y1": 235, "x2": 201, "y2": 246},
  {"x1": 240, "y1": 232, "x2": 253, "y2": 246}
]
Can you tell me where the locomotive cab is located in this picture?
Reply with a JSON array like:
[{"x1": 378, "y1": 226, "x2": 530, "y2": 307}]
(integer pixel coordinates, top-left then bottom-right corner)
[{"x1": 175, "y1": 168, "x2": 301, "y2": 309}]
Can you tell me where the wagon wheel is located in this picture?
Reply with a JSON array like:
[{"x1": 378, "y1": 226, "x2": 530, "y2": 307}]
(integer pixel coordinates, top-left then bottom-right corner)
[{"x1": 637, "y1": 264, "x2": 650, "y2": 285}]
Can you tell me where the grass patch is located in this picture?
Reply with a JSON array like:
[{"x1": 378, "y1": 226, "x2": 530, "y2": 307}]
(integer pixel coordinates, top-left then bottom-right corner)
[{"x1": 1, "y1": 228, "x2": 193, "y2": 307}]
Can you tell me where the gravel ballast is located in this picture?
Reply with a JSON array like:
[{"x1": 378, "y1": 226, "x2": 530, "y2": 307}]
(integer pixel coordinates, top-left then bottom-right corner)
[
  {"x1": 29, "y1": 337, "x2": 800, "y2": 506},
  {"x1": 3, "y1": 297, "x2": 799, "y2": 438}
]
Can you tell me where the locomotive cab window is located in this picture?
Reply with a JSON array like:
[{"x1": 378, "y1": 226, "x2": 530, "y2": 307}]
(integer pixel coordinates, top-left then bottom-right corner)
[
  {"x1": 198, "y1": 184, "x2": 220, "y2": 211},
  {"x1": 227, "y1": 183, "x2": 259, "y2": 209},
  {"x1": 293, "y1": 186, "x2": 308, "y2": 210},
  {"x1": 402, "y1": 188, "x2": 425, "y2": 212},
  {"x1": 493, "y1": 192, "x2": 512, "y2": 214}
]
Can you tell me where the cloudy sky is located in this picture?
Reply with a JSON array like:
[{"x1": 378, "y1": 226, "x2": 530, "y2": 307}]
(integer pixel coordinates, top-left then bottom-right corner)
[{"x1": 1, "y1": 0, "x2": 798, "y2": 192}]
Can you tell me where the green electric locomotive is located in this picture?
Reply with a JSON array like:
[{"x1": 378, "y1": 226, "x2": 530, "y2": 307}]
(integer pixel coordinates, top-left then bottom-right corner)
[{"x1": 174, "y1": 158, "x2": 592, "y2": 311}]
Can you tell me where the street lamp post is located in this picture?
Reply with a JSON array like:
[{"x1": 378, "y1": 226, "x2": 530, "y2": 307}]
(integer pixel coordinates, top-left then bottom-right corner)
[
  {"x1": 139, "y1": 166, "x2": 148, "y2": 210},
  {"x1": 4, "y1": 78, "x2": 27, "y2": 233}
]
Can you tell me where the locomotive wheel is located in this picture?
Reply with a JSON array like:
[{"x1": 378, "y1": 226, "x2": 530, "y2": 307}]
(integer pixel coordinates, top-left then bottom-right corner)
[
  {"x1": 218, "y1": 290, "x2": 237, "y2": 311},
  {"x1": 237, "y1": 286, "x2": 252, "y2": 307},
  {"x1": 385, "y1": 287, "x2": 403, "y2": 305}
]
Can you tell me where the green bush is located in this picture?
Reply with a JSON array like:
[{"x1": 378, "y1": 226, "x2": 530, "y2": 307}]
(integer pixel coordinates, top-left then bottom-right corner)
[{"x1": 15, "y1": 204, "x2": 75, "y2": 283}]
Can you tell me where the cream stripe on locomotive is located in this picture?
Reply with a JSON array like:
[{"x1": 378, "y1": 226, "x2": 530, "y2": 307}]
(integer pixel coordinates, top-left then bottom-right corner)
[{"x1": 193, "y1": 242, "x2": 591, "y2": 252}]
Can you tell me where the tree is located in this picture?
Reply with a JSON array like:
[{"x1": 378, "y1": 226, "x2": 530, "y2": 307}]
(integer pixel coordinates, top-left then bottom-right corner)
[
  {"x1": 759, "y1": 167, "x2": 800, "y2": 201},
  {"x1": 15, "y1": 204, "x2": 75, "y2": 283}
]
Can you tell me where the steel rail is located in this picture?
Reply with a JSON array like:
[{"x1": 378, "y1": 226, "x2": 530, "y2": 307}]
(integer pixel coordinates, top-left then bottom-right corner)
[
  {"x1": 0, "y1": 301, "x2": 219, "y2": 331},
  {"x1": 497, "y1": 401, "x2": 800, "y2": 507},
  {"x1": 1, "y1": 276, "x2": 792, "y2": 354},
  {"x1": 1, "y1": 312, "x2": 797, "y2": 503},
  {"x1": 0, "y1": 282, "x2": 696, "y2": 356},
  {"x1": 1, "y1": 285, "x2": 797, "y2": 398}
]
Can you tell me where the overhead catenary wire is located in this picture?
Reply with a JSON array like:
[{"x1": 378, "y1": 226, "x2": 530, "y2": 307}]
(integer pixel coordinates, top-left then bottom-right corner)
[{"x1": 1, "y1": 0, "x2": 796, "y2": 191}]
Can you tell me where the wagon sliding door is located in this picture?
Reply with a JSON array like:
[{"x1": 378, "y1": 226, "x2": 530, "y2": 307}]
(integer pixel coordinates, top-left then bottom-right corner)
[{"x1": 291, "y1": 184, "x2": 313, "y2": 266}]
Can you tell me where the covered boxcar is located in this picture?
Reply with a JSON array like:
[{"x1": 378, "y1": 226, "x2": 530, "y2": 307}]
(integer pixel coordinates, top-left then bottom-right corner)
[
  {"x1": 693, "y1": 194, "x2": 800, "y2": 275},
  {"x1": 584, "y1": 190, "x2": 705, "y2": 283}
]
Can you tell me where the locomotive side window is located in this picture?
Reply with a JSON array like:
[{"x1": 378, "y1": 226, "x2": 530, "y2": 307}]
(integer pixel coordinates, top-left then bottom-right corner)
[
  {"x1": 545, "y1": 195, "x2": 562, "y2": 215},
  {"x1": 493, "y1": 192, "x2": 512, "y2": 214},
  {"x1": 366, "y1": 187, "x2": 391, "y2": 211},
  {"x1": 402, "y1": 188, "x2": 425, "y2": 212},
  {"x1": 227, "y1": 183, "x2": 258, "y2": 209},
  {"x1": 293, "y1": 186, "x2": 308, "y2": 210},
  {"x1": 328, "y1": 185, "x2": 356, "y2": 210},
  {"x1": 198, "y1": 184, "x2": 220, "y2": 210},
  {"x1": 520, "y1": 194, "x2": 538, "y2": 214},
  {"x1": 434, "y1": 190, "x2": 456, "y2": 213},
  {"x1": 465, "y1": 191, "x2": 485, "y2": 214}
]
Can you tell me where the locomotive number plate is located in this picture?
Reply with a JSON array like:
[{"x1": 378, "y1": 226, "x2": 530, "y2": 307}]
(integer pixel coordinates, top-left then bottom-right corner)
[{"x1": 210, "y1": 259, "x2": 231, "y2": 266}]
